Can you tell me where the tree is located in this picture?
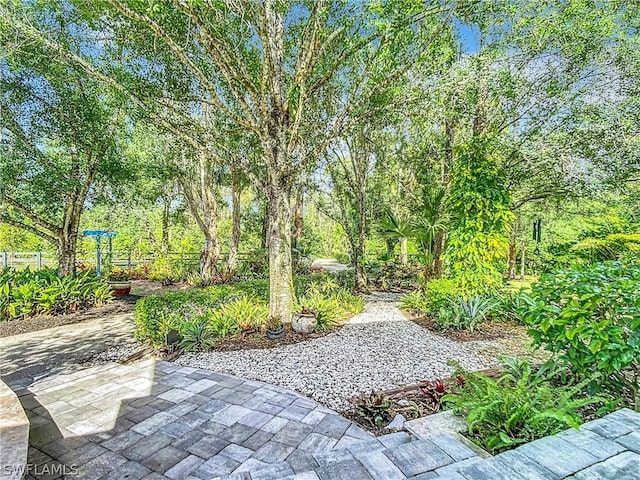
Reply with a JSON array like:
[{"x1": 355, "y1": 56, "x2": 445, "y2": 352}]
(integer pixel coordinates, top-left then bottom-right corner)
[
  {"x1": 0, "y1": 9, "x2": 126, "y2": 275},
  {"x1": 325, "y1": 132, "x2": 378, "y2": 289},
  {"x1": 13, "y1": 0, "x2": 451, "y2": 320}
]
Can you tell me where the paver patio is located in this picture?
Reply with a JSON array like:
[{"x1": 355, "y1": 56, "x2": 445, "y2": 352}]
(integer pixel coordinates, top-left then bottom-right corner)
[
  {"x1": 0, "y1": 313, "x2": 136, "y2": 384},
  {"x1": 7, "y1": 359, "x2": 373, "y2": 480}
]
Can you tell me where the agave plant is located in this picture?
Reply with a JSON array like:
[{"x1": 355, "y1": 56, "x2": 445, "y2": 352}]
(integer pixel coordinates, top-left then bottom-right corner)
[
  {"x1": 436, "y1": 295, "x2": 498, "y2": 331},
  {"x1": 458, "y1": 295, "x2": 499, "y2": 329}
]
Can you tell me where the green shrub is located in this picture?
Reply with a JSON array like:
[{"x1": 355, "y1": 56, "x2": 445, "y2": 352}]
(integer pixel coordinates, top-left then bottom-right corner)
[
  {"x1": 491, "y1": 291, "x2": 533, "y2": 323},
  {"x1": 400, "y1": 278, "x2": 458, "y2": 315},
  {"x1": 134, "y1": 286, "x2": 234, "y2": 345},
  {"x1": 216, "y1": 295, "x2": 269, "y2": 333},
  {"x1": 366, "y1": 262, "x2": 420, "y2": 291},
  {"x1": 521, "y1": 261, "x2": 640, "y2": 407},
  {"x1": 0, "y1": 267, "x2": 112, "y2": 321},
  {"x1": 297, "y1": 280, "x2": 364, "y2": 330},
  {"x1": 135, "y1": 276, "x2": 363, "y2": 346},
  {"x1": 148, "y1": 257, "x2": 198, "y2": 285},
  {"x1": 570, "y1": 233, "x2": 640, "y2": 263},
  {"x1": 334, "y1": 252, "x2": 351, "y2": 265},
  {"x1": 423, "y1": 278, "x2": 458, "y2": 313},
  {"x1": 444, "y1": 359, "x2": 601, "y2": 454}
]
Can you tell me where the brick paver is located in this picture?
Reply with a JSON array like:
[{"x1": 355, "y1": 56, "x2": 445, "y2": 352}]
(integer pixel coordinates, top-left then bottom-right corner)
[
  {"x1": 0, "y1": 314, "x2": 135, "y2": 383},
  {"x1": 7, "y1": 360, "x2": 371, "y2": 480}
]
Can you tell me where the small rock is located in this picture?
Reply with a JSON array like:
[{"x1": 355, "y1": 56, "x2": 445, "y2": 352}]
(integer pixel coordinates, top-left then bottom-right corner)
[
  {"x1": 386, "y1": 414, "x2": 406, "y2": 432},
  {"x1": 292, "y1": 313, "x2": 317, "y2": 334},
  {"x1": 397, "y1": 399, "x2": 411, "y2": 407}
]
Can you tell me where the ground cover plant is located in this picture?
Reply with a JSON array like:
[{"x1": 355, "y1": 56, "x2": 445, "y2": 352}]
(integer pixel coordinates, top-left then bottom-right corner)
[
  {"x1": 134, "y1": 275, "x2": 363, "y2": 350},
  {"x1": 400, "y1": 277, "x2": 523, "y2": 334},
  {"x1": 0, "y1": 267, "x2": 112, "y2": 321}
]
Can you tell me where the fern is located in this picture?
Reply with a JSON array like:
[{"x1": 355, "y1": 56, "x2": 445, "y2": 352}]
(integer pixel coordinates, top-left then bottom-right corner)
[{"x1": 443, "y1": 359, "x2": 605, "y2": 454}]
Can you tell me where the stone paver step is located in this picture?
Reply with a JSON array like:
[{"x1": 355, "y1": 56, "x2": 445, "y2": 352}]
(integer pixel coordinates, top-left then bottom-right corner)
[
  {"x1": 215, "y1": 433, "x2": 477, "y2": 480},
  {"x1": 214, "y1": 409, "x2": 640, "y2": 480}
]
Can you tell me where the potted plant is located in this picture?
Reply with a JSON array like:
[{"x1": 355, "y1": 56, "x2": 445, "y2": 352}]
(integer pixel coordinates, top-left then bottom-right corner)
[
  {"x1": 292, "y1": 306, "x2": 317, "y2": 334},
  {"x1": 107, "y1": 268, "x2": 132, "y2": 296},
  {"x1": 266, "y1": 317, "x2": 286, "y2": 339}
]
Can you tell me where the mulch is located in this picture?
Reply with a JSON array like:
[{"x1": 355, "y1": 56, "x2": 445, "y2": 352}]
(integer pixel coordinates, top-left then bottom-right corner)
[
  {"x1": 347, "y1": 367, "x2": 504, "y2": 434},
  {"x1": 409, "y1": 315, "x2": 523, "y2": 342},
  {"x1": 214, "y1": 325, "x2": 333, "y2": 351}
]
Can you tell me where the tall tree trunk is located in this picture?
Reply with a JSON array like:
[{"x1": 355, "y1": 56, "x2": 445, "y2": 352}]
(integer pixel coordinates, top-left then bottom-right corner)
[
  {"x1": 266, "y1": 181, "x2": 294, "y2": 323},
  {"x1": 520, "y1": 238, "x2": 526, "y2": 281},
  {"x1": 201, "y1": 221, "x2": 220, "y2": 275},
  {"x1": 432, "y1": 232, "x2": 445, "y2": 278},
  {"x1": 354, "y1": 209, "x2": 368, "y2": 291},
  {"x1": 199, "y1": 159, "x2": 220, "y2": 275},
  {"x1": 57, "y1": 228, "x2": 78, "y2": 277},
  {"x1": 57, "y1": 186, "x2": 87, "y2": 276},
  {"x1": 400, "y1": 238, "x2": 408, "y2": 265},
  {"x1": 228, "y1": 169, "x2": 242, "y2": 272},
  {"x1": 263, "y1": 2, "x2": 294, "y2": 322},
  {"x1": 508, "y1": 227, "x2": 518, "y2": 280},
  {"x1": 179, "y1": 154, "x2": 220, "y2": 276},
  {"x1": 261, "y1": 200, "x2": 268, "y2": 251},
  {"x1": 161, "y1": 195, "x2": 170, "y2": 254},
  {"x1": 292, "y1": 185, "x2": 304, "y2": 252}
]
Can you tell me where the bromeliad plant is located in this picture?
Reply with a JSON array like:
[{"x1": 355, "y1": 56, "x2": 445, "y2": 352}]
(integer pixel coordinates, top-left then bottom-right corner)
[
  {"x1": 179, "y1": 319, "x2": 216, "y2": 352},
  {"x1": 356, "y1": 391, "x2": 393, "y2": 428}
]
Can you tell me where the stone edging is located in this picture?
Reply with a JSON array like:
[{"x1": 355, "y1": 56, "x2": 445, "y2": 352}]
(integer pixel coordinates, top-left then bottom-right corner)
[{"x1": 0, "y1": 379, "x2": 29, "y2": 480}]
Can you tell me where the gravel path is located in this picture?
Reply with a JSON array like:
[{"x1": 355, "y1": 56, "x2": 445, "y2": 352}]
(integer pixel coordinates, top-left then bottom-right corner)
[{"x1": 177, "y1": 292, "x2": 496, "y2": 411}]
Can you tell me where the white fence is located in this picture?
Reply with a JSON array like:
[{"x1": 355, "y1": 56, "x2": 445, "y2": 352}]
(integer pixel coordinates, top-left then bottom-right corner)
[
  {"x1": 0, "y1": 251, "x2": 203, "y2": 271},
  {"x1": 0, "y1": 252, "x2": 56, "y2": 270}
]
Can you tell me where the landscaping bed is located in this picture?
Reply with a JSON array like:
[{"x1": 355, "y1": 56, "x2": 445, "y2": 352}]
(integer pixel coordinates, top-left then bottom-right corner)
[
  {"x1": 135, "y1": 274, "x2": 363, "y2": 352},
  {"x1": 408, "y1": 315, "x2": 523, "y2": 342},
  {"x1": 213, "y1": 326, "x2": 332, "y2": 351},
  {"x1": 355, "y1": 259, "x2": 640, "y2": 454}
]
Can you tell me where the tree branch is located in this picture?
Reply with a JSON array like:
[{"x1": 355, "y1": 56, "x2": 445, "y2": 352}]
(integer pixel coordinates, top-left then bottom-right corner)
[
  {"x1": 0, "y1": 212, "x2": 58, "y2": 245},
  {"x1": 0, "y1": 194, "x2": 61, "y2": 235}
]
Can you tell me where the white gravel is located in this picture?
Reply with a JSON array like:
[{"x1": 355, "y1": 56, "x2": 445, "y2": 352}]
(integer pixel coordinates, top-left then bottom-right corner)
[{"x1": 177, "y1": 292, "x2": 496, "y2": 411}]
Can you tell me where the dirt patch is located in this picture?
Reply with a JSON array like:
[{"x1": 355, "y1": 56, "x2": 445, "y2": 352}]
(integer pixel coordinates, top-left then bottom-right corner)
[
  {"x1": 408, "y1": 315, "x2": 549, "y2": 362},
  {"x1": 214, "y1": 325, "x2": 333, "y2": 351},
  {"x1": 0, "y1": 296, "x2": 138, "y2": 337}
]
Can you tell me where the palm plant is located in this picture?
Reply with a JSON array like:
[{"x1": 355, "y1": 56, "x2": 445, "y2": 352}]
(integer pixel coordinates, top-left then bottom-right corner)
[
  {"x1": 413, "y1": 187, "x2": 448, "y2": 280},
  {"x1": 379, "y1": 211, "x2": 413, "y2": 265}
]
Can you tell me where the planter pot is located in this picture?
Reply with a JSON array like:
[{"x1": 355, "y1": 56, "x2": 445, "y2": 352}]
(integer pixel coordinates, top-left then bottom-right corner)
[
  {"x1": 266, "y1": 325, "x2": 286, "y2": 340},
  {"x1": 108, "y1": 280, "x2": 132, "y2": 296},
  {"x1": 292, "y1": 313, "x2": 317, "y2": 334}
]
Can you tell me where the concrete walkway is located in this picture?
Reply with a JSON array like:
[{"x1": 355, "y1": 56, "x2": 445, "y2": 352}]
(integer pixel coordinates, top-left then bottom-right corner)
[
  {"x1": 311, "y1": 258, "x2": 349, "y2": 272},
  {"x1": 10, "y1": 360, "x2": 373, "y2": 480}
]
